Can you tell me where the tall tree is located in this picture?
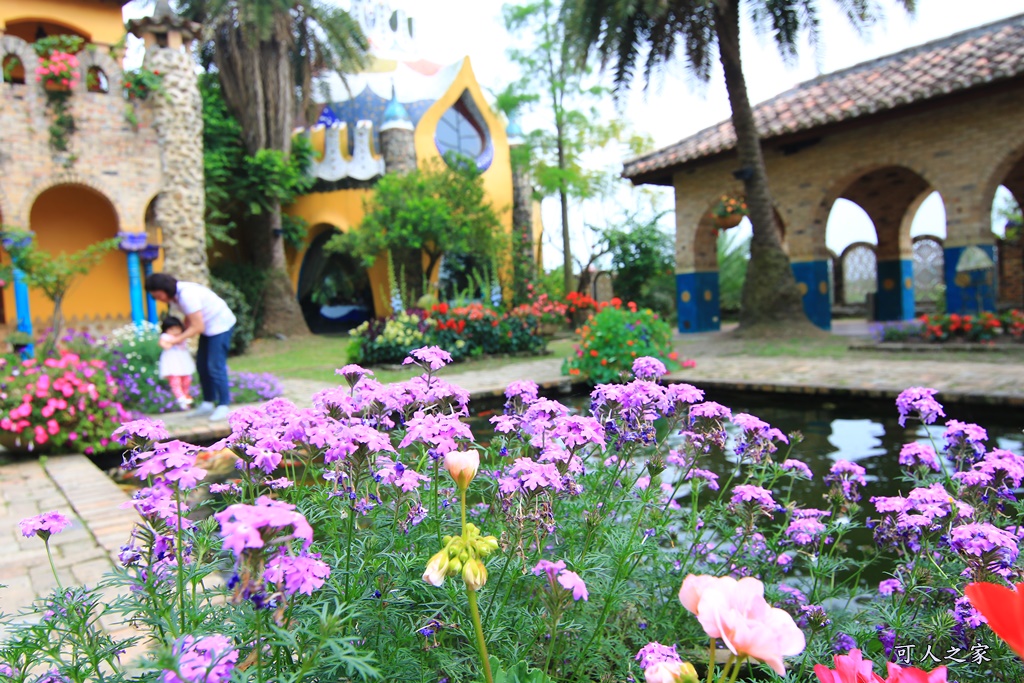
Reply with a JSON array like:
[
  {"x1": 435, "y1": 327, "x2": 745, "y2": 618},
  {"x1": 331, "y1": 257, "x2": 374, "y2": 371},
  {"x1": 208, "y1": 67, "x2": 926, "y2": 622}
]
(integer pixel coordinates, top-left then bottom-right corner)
[
  {"x1": 178, "y1": 0, "x2": 367, "y2": 336},
  {"x1": 563, "y1": 0, "x2": 915, "y2": 331},
  {"x1": 503, "y1": 0, "x2": 623, "y2": 297}
]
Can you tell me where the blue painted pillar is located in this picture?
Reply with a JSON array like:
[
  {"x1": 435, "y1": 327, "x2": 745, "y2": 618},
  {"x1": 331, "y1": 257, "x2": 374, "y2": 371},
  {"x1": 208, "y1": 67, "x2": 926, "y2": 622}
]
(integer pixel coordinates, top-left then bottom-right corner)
[
  {"x1": 944, "y1": 244, "x2": 996, "y2": 315},
  {"x1": 126, "y1": 251, "x2": 144, "y2": 325},
  {"x1": 143, "y1": 261, "x2": 158, "y2": 324},
  {"x1": 13, "y1": 268, "x2": 34, "y2": 358},
  {"x1": 875, "y1": 259, "x2": 915, "y2": 321},
  {"x1": 791, "y1": 260, "x2": 831, "y2": 330},
  {"x1": 676, "y1": 271, "x2": 720, "y2": 333}
]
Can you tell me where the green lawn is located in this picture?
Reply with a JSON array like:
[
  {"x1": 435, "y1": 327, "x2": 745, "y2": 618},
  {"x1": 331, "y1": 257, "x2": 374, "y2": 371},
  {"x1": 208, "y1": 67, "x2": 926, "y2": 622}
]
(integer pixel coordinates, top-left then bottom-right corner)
[{"x1": 231, "y1": 334, "x2": 576, "y2": 384}]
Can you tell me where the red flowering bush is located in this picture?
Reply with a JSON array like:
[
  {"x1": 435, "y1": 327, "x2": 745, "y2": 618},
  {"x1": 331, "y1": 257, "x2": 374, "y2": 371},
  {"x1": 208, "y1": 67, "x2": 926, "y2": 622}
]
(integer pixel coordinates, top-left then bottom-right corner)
[
  {"x1": 511, "y1": 291, "x2": 569, "y2": 328},
  {"x1": 428, "y1": 302, "x2": 544, "y2": 361},
  {"x1": 0, "y1": 351, "x2": 127, "y2": 454},
  {"x1": 562, "y1": 299, "x2": 687, "y2": 384},
  {"x1": 1002, "y1": 309, "x2": 1024, "y2": 338},
  {"x1": 919, "y1": 312, "x2": 1003, "y2": 343},
  {"x1": 564, "y1": 291, "x2": 602, "y2": 324}
]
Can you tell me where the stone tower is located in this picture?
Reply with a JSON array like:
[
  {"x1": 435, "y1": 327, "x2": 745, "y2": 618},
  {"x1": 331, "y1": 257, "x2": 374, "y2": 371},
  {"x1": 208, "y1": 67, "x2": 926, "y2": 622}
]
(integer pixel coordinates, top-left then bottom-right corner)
[
  {"x1": 128, "y1": 1, "x2": 208, "y2": 286},
  {"x1": 379, "y1": 87, "x2": 416, "y2": 175}
]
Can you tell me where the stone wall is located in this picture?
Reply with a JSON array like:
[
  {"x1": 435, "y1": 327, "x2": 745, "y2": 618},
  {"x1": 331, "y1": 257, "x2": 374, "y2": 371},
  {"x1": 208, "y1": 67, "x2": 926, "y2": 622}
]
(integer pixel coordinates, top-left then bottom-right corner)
[{"x1": 0, "y1": 35, "x2": 162, "y2": 234}]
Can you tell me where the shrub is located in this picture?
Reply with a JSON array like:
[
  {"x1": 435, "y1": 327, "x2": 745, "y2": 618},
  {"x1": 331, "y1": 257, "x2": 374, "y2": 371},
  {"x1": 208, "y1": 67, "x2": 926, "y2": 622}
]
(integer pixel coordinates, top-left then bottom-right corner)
[
  {"x1": 209, "y1": 275, "x2": 255, "y2": 355},
  {"x1": 348, "y1": 310, "x2": 431, "y2": 365},
  {"x1": 429, "y1": 302, "x2": 545, "y2": 361},
  {"x1": 0, "y1": 351, "x2": 127, "y2": 454},
  {"x1": 562, "y1": 299, "x2": 679, "y2": 384},
  {"x1": 872, "y1": 320, "x2": 924, "y2": 342},
  {"x1": 211, "y1": 262, "x2": 268, "y2": 335},
  {"x1": 919, "y1": 312, "x2": 1003, "y2": 343},
  {"x1": 511, "y1": 287, "x2": 568, "y2": 328}
]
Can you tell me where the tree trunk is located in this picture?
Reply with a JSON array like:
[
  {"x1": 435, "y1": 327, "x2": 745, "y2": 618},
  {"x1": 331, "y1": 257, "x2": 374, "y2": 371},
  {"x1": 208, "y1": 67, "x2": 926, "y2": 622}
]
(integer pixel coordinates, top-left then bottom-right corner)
[
  {"x1": 713, "y1": 0, "x2": 809, "y2": 330},
  {"x1": 214, "y1": 17, "x2": 308, "y2": 337},
  {"x1": 557, "y1": 127, "x2": 573, "y2": 297}
]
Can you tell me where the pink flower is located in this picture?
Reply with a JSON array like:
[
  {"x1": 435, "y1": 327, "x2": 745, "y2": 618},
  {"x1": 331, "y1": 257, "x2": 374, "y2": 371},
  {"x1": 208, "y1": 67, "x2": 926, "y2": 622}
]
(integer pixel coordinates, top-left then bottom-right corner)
[
  {"x1": 557, "y1": 570, "x2": 589, "y2": 601},
  {"x1": 684, "y1": 574, "x2": 805, "y2": 675},
  {"x1": 19, "y1": 510, "x2": 71, "y2": 539},
  {"x1": 813, "y1": 649, "x2": 884, "y2": 683},
  {"x1": 678, "y1": 573, "x2": 719, "y2": 614},
  {"x1": 645, "y1": 661, "x2": 685, "y2": 683},
  {"x1": 883, "y1": 661, "x2": 947, "y2": 683},
  {"x1": 444, "y1": 449, "x2": 479, "y2": 490}
]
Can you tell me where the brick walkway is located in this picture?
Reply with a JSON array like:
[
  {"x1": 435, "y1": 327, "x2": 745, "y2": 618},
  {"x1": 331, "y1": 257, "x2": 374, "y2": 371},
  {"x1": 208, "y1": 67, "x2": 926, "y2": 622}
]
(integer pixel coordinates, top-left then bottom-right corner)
[{"x1": 2, "y1": 325, "x2": 1023, "y2": 641}]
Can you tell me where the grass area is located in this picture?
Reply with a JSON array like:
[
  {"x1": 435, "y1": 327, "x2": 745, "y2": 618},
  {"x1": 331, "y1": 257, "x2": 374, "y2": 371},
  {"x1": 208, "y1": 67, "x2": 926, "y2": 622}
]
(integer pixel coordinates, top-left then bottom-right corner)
[{"x1": 230, "y1": 334, "x2": 576, "y2": 384}]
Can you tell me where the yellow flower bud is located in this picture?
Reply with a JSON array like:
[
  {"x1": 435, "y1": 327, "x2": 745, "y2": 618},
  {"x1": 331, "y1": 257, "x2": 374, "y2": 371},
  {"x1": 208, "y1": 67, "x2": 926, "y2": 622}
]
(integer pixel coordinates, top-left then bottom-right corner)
[
  {"x1": 422, "y1": 549, "x2": 449, "y2": 587},
  {"x1": 462, "y1": 557, "x2": 488, "y2": 590}
]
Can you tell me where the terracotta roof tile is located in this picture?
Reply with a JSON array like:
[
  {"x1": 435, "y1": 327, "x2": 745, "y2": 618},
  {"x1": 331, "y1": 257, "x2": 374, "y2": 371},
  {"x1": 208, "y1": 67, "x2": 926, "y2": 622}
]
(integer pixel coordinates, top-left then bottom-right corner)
[{"x1": 624, "y1": 13, "x2": 1024, "y2": 180}]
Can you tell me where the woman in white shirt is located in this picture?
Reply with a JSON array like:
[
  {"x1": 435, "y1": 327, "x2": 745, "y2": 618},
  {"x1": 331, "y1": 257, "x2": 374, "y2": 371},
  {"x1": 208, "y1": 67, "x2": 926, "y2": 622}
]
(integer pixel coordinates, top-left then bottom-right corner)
[{"x1": 145, "y1": 272, "x2": 237, "y2": 422}]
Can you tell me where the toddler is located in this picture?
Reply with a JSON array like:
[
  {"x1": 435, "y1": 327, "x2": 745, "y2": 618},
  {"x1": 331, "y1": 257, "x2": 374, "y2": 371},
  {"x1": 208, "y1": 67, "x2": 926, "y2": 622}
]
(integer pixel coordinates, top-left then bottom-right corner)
[{"x1": 159, "y1": 316, "x2": 197, "y2": 410}]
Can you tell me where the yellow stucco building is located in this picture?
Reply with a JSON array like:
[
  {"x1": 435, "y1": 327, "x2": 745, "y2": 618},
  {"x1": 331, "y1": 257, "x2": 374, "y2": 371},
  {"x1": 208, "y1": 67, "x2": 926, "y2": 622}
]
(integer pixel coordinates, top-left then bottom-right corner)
[{"x1": 1, "y1": 0, "x2": 522, "y2": 337}]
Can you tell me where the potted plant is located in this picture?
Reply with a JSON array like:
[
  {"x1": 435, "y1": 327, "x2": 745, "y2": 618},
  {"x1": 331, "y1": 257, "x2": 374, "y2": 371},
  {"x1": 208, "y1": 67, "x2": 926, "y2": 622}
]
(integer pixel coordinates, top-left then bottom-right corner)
[
  {"x1": 711, "y1": 194, "x2": 748, "y2": 229},
  {"x1": 6, "y1": 328, "x2": 32, "y2": 354}
]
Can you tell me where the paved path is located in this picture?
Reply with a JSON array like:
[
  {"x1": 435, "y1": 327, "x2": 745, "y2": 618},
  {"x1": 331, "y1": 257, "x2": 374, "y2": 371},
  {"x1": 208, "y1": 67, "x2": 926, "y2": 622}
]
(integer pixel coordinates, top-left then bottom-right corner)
[{"x1": 2, "y1": 326, "x2": 1023, "y2": 641}]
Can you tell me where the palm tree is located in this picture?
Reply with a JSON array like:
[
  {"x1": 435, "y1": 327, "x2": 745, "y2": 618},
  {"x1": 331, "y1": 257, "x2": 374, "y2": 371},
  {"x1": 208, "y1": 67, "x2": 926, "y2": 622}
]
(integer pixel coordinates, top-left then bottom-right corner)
[
  {"x1": 563, "y1": 0, "x2": 914, "y2": 331},
  {"x1": 178, "y1": 0, "x2": 368, "y2": 335}
]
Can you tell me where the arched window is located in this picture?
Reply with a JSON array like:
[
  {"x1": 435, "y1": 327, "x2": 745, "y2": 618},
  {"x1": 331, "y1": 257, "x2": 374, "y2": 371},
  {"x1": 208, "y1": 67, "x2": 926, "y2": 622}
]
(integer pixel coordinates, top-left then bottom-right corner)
[
  {"x1": 434, "y1": 91, "x2": 493, "y2": 171},
  {"x1": 2, "y1": 55, "x2": 25, "y2": 85},
  {"x1": 86, "y1": 66, "x2": 108, "y2": 93}
]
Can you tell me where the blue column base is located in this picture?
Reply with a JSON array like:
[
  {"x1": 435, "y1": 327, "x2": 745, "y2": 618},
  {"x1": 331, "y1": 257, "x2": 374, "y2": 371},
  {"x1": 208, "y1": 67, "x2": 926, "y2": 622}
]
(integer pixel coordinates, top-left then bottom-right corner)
[
  {"x1": 943, "y1": 245, "x2": 996, "y2": 315},
  {"x1": 144, "y1": 262, "x2": 158, "y2": 325},
  {"x1": 876, "y1": 259, "x2": 915, "y2": 321},
  {"x1": 127, "y1": 252, "x2": 144, "y2": 325},
  {"x1": 676, "y1": 272, "x2": 720, "y2": 333},
  {"x1": 13, "y1": 268, "x2": 34, "y2": 358},
  {"x1": 791, "y1": 260, "x2": 831, "y2": 330}
]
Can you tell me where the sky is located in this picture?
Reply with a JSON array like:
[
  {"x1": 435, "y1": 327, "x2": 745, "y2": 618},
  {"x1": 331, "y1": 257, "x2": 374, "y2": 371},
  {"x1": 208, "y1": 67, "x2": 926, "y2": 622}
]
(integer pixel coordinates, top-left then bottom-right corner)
[{"x1": 125, "y1": 1, "x2": 1024, "y2": 268}]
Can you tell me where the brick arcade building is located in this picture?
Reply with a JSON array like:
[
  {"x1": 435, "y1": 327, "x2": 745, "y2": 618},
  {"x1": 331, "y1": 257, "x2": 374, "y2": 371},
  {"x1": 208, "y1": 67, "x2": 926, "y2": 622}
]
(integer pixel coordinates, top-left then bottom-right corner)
[{"x1": 624, "y1": 14, "x2": 1024, "y2": 332}]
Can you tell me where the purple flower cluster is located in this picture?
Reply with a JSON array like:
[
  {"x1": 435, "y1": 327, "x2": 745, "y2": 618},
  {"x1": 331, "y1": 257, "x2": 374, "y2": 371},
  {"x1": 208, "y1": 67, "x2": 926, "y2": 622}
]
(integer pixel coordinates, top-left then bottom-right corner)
[
  {"x1": 785, "y1": 509, "x2": 830, "y2": 546},
  {"x1": 948, "y1": 522, "x2": 1020, "y2": 576},
  {"x1": 635, "y1": 641, "x2": 682, "y2": 668},
  {"x1": 162, "y1": 634, "x2": 237, "y2": 683},
  {"x1": 532, "y1": 559, "x2": 588, "y2": 601},
  {"x1": 824, "y1": 460, "x2": 867, "y2": 503},
  {"x1": 214, "y1": 496, "x2": 313, "y2": 557},
  {"x1": 895, "y1": 386, "x2": 945, "y2": 427},
  {"x1": 731, "y1": 412, "x2": 788, "y2": 463},
  {"x1": 19, "y1": 510, "x2": 71, "y2": 539},
  {"x1": 264, "y1": 552, "x2": 331, "y2": 596},
  {"x1": 780, "y1": 458, "x2": 813, "y2": 479},
  {"x1": 898, "y1": 442, "x2": 940, "y2": 471}
]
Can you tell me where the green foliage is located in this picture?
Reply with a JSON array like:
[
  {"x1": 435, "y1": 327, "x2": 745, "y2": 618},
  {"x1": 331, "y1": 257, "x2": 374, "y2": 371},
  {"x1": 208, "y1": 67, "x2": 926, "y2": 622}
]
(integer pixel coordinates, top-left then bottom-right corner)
[
  {"x1": 211, "y1": 262, "x2": 270, "y2": 335},
  {"x1": 503, "y1": 0, "x2": 629, "y2": 294},
  {"x1": 994, "y1": 194, "x2": 1022, "y2": 241},
  {"x1": 329, "y1": 158, "x2": 502, "y2": 302},
  {"x1": 717, "y1": 230, "x2": 750, "y2": 315},
  {"x1": 604, "y1": 213, "x2": 675, "y2": 318},
  {"x1": 0, "y1": 229, "x2": 119, "y2": 358},
  {"x1": 209, "y1": 276, "x2": 255, "y2": 356},
  {"x1": 199, "y1": 75, "x2": 315, "y2": 254},
  {"x1": 535, "y1": 266, "x2": 566, "y2": 301},
  {"x1": 562, "y1": 301, "x2": 678, "y2": 384},
  {"x1": 122, "y1": 67, "x2": 165, "y2": 127},
  {"x1": 348, "y1": 311, "x2": 431, "y2": 366}
]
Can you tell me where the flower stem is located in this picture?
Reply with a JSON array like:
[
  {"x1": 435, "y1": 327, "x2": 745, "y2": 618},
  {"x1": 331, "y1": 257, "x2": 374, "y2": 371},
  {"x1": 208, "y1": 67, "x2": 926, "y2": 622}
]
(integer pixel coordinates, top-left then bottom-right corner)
[
  {"x1": 43, "y1": 538, "x2": 62, "y2": 592},
  {"x1": 543, "y1": 612, "x2": 561, "y2": 675},
  {"x1": 705, "y1": 639, "x2": 716, "y2": 683},
  {"x1": 467, "y1": 587, "x2": 493, "y2": 683}
]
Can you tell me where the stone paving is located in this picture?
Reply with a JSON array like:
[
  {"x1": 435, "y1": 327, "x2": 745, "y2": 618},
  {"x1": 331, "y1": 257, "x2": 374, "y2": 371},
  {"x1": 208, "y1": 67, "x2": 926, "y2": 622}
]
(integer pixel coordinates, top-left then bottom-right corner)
[{"x1": 1, "y1": 323, "x2": 1022, "y2": 646}]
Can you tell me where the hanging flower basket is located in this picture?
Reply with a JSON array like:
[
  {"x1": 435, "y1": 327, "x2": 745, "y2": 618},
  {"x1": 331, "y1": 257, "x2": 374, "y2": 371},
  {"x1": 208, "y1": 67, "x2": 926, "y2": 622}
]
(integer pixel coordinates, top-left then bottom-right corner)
[
  {"x1": 711, "y1": 195, "x2": 747, "y2": 229},
  {"x1": 713, "y1": 213, "x2": 744, "y2": 229}
]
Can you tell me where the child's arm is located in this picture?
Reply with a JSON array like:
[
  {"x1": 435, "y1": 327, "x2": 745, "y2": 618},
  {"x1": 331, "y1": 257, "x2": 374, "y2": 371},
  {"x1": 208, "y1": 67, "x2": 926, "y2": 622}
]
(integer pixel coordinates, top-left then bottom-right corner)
[{"x1": 158, "y1": 333, "x2": 174, "y2": 350}]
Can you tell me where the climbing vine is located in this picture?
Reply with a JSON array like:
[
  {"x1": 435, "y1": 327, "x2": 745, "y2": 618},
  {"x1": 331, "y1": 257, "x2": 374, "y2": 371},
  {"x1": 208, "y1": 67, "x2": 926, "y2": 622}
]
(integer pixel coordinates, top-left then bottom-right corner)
[{"x1": 32, "y1": 36, "x2": 83, "y2": 161}]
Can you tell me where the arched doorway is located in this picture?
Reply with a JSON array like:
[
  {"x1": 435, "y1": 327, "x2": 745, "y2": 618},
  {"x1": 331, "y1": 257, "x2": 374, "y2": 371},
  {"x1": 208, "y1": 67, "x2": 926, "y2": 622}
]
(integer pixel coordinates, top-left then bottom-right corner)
[
  {"x1": 297, "y1": 227, "x2": 375, "y2": 333},
  {"x1": 28, "y1": 184, "x2": 127, "y2": 329},
  {"x1": 820, "y1": 166, "x2": 936, "y2": 321}
]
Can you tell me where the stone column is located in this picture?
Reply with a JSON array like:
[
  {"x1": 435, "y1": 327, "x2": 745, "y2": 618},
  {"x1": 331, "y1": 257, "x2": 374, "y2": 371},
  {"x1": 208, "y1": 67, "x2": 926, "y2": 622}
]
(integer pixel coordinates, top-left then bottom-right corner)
[{"x1": 146, "y1": 47, "x2": 208, "y2": 286}]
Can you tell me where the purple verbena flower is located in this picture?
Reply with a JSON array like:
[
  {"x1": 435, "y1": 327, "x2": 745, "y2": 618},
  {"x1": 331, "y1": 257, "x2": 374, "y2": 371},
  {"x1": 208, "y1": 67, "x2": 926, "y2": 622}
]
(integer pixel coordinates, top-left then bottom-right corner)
[
  {"x1": 895, "y1": 387, "x2": 945, "y2": 427},
  {"x1": 402, "y1": 346, "x2": 453, "y2": 371},
  {"x1": 19, "y1": 510, "x2": 71, "y2": 539},
  {"x1": 635, "y1": 642, "x2": 682, "y2": 669},
  {"x1": 162, "y1": 635, "x2": 237, "y2": 683},
  {"x1": 632, "y1": 356, "x2": 667, "y2": 380}
]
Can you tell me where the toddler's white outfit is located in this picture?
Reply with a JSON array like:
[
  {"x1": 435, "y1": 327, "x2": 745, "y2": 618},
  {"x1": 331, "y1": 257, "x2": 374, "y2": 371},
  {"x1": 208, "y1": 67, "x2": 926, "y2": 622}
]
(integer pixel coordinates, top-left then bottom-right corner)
[{"x1": 159, "y1": 333, "x2": 197, "y2": 410}]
